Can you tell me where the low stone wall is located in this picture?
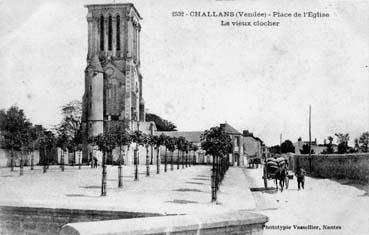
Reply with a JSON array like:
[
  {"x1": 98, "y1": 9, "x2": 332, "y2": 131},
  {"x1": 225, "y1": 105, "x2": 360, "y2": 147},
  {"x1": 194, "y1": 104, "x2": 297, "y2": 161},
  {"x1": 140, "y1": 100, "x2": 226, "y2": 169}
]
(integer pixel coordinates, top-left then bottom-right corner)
[
  {"x1": 0, "y1": 149, "x2": 40, "y2": 168},
  {"x1": 293, "y1": 153, "x2": 369, "y2": 182},
  {"x1": 0, "y1": 206, "x2": 161, "y2": 235},
  {"x1": 60, "y1": 210, "x2": 268, "y2": 235}
]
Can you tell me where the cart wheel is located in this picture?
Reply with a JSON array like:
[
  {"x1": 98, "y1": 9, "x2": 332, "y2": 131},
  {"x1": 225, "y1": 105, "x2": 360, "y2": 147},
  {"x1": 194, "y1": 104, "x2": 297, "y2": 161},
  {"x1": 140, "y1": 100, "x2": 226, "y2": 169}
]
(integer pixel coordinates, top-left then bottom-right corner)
[{"x1": 285, "y1": 175, "x2": 289, "y2": 189}]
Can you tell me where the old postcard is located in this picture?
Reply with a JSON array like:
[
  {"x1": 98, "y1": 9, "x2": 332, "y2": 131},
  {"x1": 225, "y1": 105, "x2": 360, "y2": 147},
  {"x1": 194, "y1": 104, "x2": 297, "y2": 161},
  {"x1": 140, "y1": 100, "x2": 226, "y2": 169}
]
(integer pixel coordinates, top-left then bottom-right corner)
[{"x1": 0, "y1": 0, "x2": 368, "y2": 234}]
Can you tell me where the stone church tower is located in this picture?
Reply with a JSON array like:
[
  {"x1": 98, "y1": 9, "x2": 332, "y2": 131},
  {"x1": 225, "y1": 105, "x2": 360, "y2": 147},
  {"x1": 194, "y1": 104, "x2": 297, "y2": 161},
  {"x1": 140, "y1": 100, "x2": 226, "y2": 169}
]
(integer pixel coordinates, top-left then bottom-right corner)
[{"x1": 81, "y1": 3, "x2": 145, "y2": 161}]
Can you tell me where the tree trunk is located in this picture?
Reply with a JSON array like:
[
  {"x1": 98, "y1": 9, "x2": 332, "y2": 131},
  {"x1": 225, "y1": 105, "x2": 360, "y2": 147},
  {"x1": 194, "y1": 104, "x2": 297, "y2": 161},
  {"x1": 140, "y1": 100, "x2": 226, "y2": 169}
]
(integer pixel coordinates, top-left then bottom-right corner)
[
  {"x1": 61, "y1": 150, "x2": 65, "y2": 172},
  {"x1": 31, "y1": 150, "x2": 34, "y2": 170},
  {"x1": 177, "y1": 150, "x2": 180, "y2": 169},
  {"x1": 101, "y1": 151, "x2": 107, "y2": 196},
  {"x1": 10, "y1": 148, "x2": 14, "y2": 172},
  {"x1": 118, "y1": 145, "x2": 123, "y2": 188},
  {"x1": 134, "y1": 144, "x2": 139, "y2": 181},
  {"x1": 164, "y1": 149, "x2": 167, "y2": 172},
  {"x1": 146, "y1": 146, "x2": 150, "y2": 176},
  {"x1": 170, "y1": 151, "x2": 173, "y2": 171},
  {"x1": 182, "y1": 151, "x2": 184, "y2": 169},
  {"x1": 19, "y1": 154, "x2": 23, "y2": 176},
  {"x1": 150, "y1": 145, "x2": 154, "y2": 165},
  {"x1": 79, "y1": 152, "x2": 81, "y2": 170},
  {"x1": 156, "y1": 147, "x2": 160, "y2": 174},
  {"x1": 211, "y1": 155, "x2": 217, "y2": 202},
  {"x1": 43, "y1": 147, "x2": 47, "y2": 173}
]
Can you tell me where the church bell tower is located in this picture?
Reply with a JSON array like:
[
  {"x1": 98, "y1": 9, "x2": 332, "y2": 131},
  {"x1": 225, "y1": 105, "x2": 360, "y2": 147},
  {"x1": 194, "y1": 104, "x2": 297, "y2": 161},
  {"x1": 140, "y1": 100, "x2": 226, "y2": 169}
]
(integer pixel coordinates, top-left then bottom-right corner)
[{"x1": 81, "y1": 3, "x2": 145, "y2": 161}]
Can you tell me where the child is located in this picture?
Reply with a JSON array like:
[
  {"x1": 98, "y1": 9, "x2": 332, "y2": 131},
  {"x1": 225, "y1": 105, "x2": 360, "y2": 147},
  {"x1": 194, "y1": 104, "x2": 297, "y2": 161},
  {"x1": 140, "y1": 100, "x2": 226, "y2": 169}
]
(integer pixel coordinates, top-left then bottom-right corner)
[{"x1": 295, "y1": 167, "x2": 306, "y2": 190}]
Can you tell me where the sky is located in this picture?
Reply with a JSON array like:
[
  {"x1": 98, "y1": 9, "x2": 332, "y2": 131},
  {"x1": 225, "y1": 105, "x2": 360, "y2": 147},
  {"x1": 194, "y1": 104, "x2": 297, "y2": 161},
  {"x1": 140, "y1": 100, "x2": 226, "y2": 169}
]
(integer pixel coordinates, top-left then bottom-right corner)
[{"x1": 0, "y1": 0, "x2": 368, "y2": 146}]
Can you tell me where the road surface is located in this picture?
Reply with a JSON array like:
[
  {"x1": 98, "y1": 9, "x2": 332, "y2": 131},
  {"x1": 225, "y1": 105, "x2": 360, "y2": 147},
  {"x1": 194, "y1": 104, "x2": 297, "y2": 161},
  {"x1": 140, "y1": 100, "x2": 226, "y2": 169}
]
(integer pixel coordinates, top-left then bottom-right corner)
[{"x1": 243, "y1": 167, "x2": 369, "y2": 235}]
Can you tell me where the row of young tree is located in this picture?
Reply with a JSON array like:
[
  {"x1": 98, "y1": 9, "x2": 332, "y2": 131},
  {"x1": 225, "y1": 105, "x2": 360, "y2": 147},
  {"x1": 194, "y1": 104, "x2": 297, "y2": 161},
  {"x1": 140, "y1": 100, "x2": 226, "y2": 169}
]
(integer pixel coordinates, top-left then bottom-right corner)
[
  {"x1": 200, "y1": 126, "x2": 233, "y2": 202},
  {"x1": 0, "y1": 101, "x2": 83, "y2": 175},
  {"x1": 87, "y1": 123, "x2": 199, "y2": 196}
]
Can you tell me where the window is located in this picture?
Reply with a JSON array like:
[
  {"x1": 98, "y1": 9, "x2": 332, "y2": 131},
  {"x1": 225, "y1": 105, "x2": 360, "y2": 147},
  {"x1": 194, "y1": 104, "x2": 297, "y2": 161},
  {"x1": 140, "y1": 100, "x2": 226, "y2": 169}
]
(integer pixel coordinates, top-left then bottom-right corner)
[
  {"x1": 116, "y1": 15, "x2": 120, "y2": 51},
  {"x1": 100, "y1": 16, "x2": 104, "y2": 51},
  {"x1": 108, "y1": 16, "x2": 112, "y2": 51}
]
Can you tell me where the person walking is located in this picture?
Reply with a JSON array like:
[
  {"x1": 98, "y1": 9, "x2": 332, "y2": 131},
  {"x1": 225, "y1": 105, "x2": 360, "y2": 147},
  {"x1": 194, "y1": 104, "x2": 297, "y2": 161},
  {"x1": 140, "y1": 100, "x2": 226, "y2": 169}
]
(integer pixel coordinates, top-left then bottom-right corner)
[{"x1": 295, "y1": 166, "x2": 306, "y2": 190}]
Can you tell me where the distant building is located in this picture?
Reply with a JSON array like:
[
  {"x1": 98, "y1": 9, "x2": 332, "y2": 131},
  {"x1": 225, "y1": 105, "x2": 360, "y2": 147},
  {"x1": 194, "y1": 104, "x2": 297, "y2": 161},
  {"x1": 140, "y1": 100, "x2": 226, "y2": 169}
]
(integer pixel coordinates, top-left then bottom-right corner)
[
  {"x1": 294, "y1": 138, "x2": 337, "y2": 154},
  {"x1": 242, "y1": 130, "x2": 263, "y2": 163},
  {"x1": 220, "y1": 123, "x2": 243, "y2": 166},
  {"x1": 157, "y1": 123, "x2": 264, "y2": 167}
]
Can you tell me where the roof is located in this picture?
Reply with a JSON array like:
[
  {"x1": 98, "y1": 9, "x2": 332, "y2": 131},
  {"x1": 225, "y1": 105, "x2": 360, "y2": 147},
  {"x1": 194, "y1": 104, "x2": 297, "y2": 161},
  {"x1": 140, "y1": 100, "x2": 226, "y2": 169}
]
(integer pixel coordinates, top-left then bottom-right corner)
[
  {"x1": 155, "y1": 131, "x2": 204, "y2": 143},
  {"x1": 88, "y1": 55, "x2": 103, "y2": 72},
  {"x1": 85, "y1": 3, "x2": 142, "y2": 19},
  {"x1": 220, "y1": 123, "x2": 241, "y2": 135}
]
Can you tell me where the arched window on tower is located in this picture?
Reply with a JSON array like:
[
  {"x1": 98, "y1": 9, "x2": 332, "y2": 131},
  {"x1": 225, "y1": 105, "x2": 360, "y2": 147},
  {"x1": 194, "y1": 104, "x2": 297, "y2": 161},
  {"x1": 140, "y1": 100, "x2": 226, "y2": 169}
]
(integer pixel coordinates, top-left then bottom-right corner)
[
  {"x1": 108, "y1": 15, "x2": 112, "y2": 51},
  {"x1": 100, "y1": 16, "x2": 104, "y2": 51},
  {"x1": 116, "y1": 15, "x2": 120, "y2": 51}
]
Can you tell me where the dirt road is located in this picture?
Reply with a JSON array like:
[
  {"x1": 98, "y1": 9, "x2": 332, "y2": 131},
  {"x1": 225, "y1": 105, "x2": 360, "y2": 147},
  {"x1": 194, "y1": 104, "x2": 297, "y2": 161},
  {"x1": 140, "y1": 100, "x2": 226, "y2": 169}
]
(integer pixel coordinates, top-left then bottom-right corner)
[{"x1": 243, "y1": 167, "x2": 369, "y2": 235}]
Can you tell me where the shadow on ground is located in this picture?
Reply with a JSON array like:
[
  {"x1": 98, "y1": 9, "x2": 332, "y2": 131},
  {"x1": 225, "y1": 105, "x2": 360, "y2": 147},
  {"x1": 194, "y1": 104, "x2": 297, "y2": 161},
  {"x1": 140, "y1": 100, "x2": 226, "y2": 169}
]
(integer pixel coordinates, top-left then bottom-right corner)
[
  {"x1": 192, "y1": 177, "x2": 208, "y2": 181},
  {"x1": 250, "y1": 187, "x2": 279, "y2": 194},
  {"x1": 185, "y1": 182, "x2": 206, "y2": 185},
  {"x1": 166, "y1": 199, "x2": 198, "y2": 204},
  {"x1": 174, "y1": 188, "x2": 203, "y2": 192},
  {"x1": 80, "y1": 185, "x2": 100, "y2": 189},
  {"x1": 329, "y1": 178, "x2": 369, "y2": 197},
  {"x1": 66, "y1": 194, "x2": 85, "y2": 197}
]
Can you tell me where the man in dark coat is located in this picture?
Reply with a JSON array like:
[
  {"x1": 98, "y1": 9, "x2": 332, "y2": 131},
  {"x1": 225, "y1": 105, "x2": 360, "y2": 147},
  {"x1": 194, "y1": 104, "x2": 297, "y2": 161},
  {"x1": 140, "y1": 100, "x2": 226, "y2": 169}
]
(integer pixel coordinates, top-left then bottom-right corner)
[{"x1": 295, "y1": 166, "x2": 306, "y2": 190}]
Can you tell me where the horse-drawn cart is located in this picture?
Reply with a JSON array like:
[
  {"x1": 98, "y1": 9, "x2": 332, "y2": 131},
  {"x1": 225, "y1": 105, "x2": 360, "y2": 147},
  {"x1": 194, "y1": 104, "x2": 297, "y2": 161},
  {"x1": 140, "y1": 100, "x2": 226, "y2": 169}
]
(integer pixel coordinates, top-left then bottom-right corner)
[{"x1": 262, "y1": 156, "x2": 293, "y2": 191}]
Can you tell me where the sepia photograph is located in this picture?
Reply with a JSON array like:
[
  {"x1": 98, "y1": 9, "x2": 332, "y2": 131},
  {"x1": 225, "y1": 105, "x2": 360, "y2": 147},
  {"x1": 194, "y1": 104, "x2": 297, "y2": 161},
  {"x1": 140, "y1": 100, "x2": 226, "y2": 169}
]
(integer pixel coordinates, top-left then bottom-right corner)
[{"x1": 0, "y1": 0, "x2": 368, "y2": 234}]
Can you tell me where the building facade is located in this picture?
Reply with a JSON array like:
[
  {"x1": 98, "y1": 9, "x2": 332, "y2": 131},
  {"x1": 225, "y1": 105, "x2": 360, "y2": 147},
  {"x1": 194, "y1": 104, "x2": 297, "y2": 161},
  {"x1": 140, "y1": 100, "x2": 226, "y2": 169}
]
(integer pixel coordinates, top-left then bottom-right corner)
[{"x1": 81, "y1": 3, "x2": 146, "y2": 161}]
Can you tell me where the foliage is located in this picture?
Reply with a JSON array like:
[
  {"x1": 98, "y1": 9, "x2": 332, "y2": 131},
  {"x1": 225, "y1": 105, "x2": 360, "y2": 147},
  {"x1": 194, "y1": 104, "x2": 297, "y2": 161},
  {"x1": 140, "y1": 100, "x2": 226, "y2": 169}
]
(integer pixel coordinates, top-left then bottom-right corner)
[
  {"x1": 200, "y1": 126, "x2": 233, "y2": 158},
  {"x1": 176, "y1": 136, "x2": 186, "y2": 152},
  {"x1": 111, "y1": 123, "x2": 131, "y2": 147},
  {"x1": 335, "y1": 133, "x2": 350, "y2": 154},
  {"x1": 269, "y1": 145, "x2": 280, "y2": 154},
  {"x1": 88, "y1": 131, "x2": 116, "y2": 154},
  {"x1": 324, "y1": 136, "x2": 334, "y2": 154},
  {"x1": 130, "y1": 130, "x2": 144, "y2": 146},
  {"x1": 1, "y1": 106, "x2": 33, "y2": 152},
  {"x1": 59, "y1": 100, "x2": 83, "y2": 150},
  {"x1": 165, "y1": 136, "x2": 176, "y2": 152},
  {"x1": 280, "y1": 140, "x2": 295, "y2": 153},
  {"x1": 300, "y1": 144, "x2": 315, "y2": 154},
  {"x1": 145, "y1": 113, "x2": 177, "y2": 131},
  {"x1": 358, "y1": 132, "x2": 369, "y2": 152}
]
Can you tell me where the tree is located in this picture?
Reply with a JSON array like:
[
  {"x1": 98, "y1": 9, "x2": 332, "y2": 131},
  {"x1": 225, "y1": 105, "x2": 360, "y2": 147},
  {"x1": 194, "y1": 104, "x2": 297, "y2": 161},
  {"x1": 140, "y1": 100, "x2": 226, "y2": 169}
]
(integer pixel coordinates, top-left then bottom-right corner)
[
  {"x1": 176, "y1": 136, "x2": 186, "y2": 169},
  {"x1": 269, "y1": 145, "x2": 280, "y2": 155},
  {"x1": 111, "y1": 123, "x2": 131, "y2": 188},
  {"x1": 201, "y1": 126, "x2": 233, "y2": 202},
  {"x1": 191, "y1": 144, "x2": 199, "y2": 165},
  {"x1": 183, "y1": 140, "x2": 190, "y2": 167},
  {"x1": 325, "y1": 136, "x2": 334, "y2": 154},
  {"x1": 57, "y1": 100, "x2": 82, "y2": 164},
  {"x1": 37, "y1": 130, "x2": 56, "y2": 173},
  {"x1": 335, "y1": 133, "x2": 350, "y2": 154},
  {"x1": 88, "y1": 130, "x2": 117, "y2": 196},
  {"x1": 358, "y1": 132, "x2": 369, "y2": 152},
  {"x1": 155, "y1": 134, "x2": 166, "y2": 174},
  {"x1": 131, "y1": 130, "x2": 144, "y2": 181},
  {"x1": 1, "y1": 106, "x2": 32, "y2": 172},
  {"x1": 56, "y1": 131, "x2": 70, "y2": 172},
  {"x1": 162, "y1": 134, "x2": 170, "y2": 172},
  {"x1": 141, "y1": 133, "x2": 152, "y2": 176},
  {"x1": 145, "y1": 113, "x2": 177, "y2": 131},
  {"x1": 300, "y1": 144, "x2": 315, "y2": 154},
  {"x1": 280, "y1": 140, "x2": 295, "y2": 153},
  {"x1": 166, "y1": 137, "x2": 176, "y2": 171}
]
